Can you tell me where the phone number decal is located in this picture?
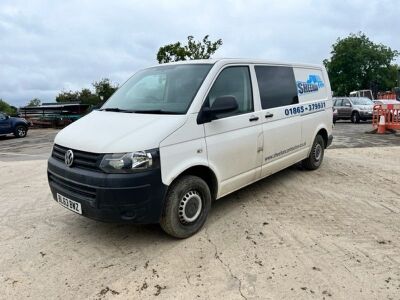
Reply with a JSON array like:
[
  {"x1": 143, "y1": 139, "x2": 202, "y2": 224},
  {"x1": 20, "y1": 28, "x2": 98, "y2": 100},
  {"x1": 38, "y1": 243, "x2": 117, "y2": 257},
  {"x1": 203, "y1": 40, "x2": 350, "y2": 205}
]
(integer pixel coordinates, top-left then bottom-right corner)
[{"x1": 284, "y1": 102, "x2": 326, "y2": 116}]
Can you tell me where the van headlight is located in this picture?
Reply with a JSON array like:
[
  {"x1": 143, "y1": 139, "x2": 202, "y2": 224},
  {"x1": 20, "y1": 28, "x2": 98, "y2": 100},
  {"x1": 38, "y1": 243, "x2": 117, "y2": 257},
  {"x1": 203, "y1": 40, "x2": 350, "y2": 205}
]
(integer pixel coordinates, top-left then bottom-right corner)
[{"x1": 100, "y1": 150, "x2": 157, "y2": 173}]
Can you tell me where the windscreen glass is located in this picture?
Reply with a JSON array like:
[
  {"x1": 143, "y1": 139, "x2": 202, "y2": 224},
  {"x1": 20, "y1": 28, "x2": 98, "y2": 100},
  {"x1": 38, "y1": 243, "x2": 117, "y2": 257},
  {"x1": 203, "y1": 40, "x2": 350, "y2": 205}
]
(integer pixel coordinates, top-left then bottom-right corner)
[{"x1": 102, "y1": 64, "x2": 212, "y2": 114}]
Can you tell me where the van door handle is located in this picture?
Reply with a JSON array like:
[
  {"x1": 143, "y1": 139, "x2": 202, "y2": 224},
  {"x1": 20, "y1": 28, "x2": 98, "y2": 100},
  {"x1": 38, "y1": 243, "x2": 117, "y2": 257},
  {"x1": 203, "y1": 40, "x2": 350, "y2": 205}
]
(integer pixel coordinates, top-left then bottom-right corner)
[
  {"x1": 249, "y1": 116, "x2": 259, "y2": 122},
  {"x1": 265, "y1": 113, "x2": 274, "y2": 118}
]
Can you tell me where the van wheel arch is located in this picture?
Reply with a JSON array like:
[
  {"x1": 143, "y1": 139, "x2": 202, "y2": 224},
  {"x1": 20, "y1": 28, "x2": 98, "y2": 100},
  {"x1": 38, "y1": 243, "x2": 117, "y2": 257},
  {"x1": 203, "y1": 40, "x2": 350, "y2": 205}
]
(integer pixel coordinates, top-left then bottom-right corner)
[
  {"x1": 316, "y1": 128, "x2": 328, "y2": 148},
  {"x1": 171, "y1": 166, "x2": 218, "y2": 201}
]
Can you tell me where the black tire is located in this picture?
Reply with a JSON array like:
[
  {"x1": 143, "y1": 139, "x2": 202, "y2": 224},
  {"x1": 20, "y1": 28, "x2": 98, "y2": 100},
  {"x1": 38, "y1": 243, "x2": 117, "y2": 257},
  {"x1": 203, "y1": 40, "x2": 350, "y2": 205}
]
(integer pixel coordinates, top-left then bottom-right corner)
[
  {"x1": 351, "y1": 112, "x2": 360, "y2": 123},
  {"x1": 160, "y1": 175, "x2": 211, "y2": 239},
  {"x1": 302, "y1": 135, "x2": 325, "y2": 170},
  {"x1": 14, "y1": 125, "x2": 27, "y2": 138}
]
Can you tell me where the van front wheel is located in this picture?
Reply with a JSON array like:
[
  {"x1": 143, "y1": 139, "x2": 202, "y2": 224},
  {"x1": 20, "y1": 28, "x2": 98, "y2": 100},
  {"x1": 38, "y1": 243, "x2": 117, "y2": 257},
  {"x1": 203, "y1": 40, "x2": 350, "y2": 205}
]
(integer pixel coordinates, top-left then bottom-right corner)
[
  {"x1": 160, "y1": 175, "x2": 211, "y2": 238},
  {"x1": 302, "y1": 135, "x2": 325, "y2": 170}
]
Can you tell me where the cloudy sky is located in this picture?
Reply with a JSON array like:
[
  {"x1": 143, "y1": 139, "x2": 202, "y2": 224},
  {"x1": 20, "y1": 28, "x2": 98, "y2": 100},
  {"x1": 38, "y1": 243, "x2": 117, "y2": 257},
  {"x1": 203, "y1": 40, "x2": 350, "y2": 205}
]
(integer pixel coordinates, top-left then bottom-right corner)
[{"x1": 1, "y1": 0, "x2": 399, "y2": 107}]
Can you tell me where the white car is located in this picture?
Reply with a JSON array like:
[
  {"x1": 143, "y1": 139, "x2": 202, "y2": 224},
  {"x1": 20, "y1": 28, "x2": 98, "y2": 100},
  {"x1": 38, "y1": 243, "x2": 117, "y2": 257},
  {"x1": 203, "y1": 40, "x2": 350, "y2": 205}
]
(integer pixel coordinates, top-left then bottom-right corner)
[{"x1": 48, "y1": 59, "x2": 333, "y2": 238}]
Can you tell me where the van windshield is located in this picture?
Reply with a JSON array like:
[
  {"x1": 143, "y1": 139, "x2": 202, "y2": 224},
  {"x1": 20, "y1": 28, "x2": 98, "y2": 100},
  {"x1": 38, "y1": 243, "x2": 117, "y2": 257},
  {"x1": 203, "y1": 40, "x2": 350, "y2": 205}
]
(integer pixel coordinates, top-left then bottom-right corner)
[{"x1": 101, "y1": 64, "x2": 212, "y2": 114}]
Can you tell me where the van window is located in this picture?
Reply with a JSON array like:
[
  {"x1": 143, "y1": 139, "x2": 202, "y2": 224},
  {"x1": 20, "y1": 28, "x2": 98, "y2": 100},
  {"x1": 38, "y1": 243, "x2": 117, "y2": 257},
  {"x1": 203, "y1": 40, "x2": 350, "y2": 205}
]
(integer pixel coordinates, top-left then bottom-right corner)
[
  {"x1": 255, "y1": 66, "x2": 298, "y2": 109},
  {"x1": 206, "y1": 66, "x2": 253, "y2": 118}
]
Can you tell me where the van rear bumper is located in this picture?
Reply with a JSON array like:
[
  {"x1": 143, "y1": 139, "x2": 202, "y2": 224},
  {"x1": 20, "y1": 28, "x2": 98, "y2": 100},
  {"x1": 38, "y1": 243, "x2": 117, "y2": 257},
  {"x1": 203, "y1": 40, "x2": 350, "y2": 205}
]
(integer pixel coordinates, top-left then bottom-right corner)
[{"x1": 47, "y1": 157, "x2": 167, "y2": 223}]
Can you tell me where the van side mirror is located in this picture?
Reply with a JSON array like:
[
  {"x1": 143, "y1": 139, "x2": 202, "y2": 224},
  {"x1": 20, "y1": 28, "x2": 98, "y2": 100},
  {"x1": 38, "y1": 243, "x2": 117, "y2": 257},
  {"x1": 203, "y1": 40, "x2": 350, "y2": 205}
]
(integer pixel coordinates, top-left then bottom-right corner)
[
  {"x1": 344, "y1": 102, "x2": 351, "y2": 107},
  {"x1": 197, "y1": 96, "x2": 239, "y2": 124}
]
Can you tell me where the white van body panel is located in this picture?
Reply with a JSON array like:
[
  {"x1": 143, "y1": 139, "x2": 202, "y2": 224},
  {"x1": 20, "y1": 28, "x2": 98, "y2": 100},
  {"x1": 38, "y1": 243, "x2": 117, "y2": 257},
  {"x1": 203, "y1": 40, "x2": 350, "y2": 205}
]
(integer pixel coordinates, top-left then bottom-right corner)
[
  {"x1": 294, "y1": 66, "x2": 333, "y2": 154},
  {"x1": 54, "y1": 110, "x2": 186, "y2": 153},
  {"x1": 159, "y1": 113, "x2": 209, "y2": 185},
  {"x1": 204, "y1": 112, "x2": 263, "y2": 197}
]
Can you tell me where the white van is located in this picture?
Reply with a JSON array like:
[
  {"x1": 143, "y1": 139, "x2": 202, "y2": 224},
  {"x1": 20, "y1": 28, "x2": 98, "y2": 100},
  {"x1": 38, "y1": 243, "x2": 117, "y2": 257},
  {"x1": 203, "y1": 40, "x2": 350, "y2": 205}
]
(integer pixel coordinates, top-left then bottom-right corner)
[{"x1": 48, "y1": 59, "x2": 333, "y2": 238}]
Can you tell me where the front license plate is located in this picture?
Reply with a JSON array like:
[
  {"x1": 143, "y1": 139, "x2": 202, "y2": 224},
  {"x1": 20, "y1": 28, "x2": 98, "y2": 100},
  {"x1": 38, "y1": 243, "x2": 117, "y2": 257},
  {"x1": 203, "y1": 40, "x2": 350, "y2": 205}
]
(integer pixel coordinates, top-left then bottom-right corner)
[{"x1": 57, "y1": 193, "x2": 82, "y2": 214}]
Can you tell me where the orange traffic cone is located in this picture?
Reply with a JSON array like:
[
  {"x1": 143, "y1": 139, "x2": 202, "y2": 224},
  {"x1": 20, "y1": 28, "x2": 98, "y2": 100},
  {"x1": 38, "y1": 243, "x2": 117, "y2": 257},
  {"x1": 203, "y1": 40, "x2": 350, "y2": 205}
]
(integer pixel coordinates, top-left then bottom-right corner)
[{"x1": 377, "y1": 115, "x2": 386, "y2": 134}]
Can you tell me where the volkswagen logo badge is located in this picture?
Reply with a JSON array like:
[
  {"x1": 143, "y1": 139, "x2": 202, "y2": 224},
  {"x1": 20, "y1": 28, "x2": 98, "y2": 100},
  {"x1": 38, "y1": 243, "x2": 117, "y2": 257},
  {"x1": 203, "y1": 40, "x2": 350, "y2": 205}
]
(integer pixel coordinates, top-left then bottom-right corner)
[{"x1": 65, "y1": 150, "x2": 74, "y2": 167}]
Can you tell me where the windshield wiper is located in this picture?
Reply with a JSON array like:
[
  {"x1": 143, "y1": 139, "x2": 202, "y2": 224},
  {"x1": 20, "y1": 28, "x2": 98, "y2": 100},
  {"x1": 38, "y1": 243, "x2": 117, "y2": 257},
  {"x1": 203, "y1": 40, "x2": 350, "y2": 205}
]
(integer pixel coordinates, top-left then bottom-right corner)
[
  {"x1": 99, "y1": 108, "x2": 134, "y2": 113},
  {"x1": 132, "y1": 109, "x2": 182, "y2": 115}
]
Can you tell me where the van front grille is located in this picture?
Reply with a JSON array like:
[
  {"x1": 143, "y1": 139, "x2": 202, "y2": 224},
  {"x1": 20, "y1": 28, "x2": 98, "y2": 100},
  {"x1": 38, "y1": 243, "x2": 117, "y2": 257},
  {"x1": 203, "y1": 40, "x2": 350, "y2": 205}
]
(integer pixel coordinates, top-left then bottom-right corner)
[{"x1": 52, "y1": 144, "x2": 102, "y2": 171}]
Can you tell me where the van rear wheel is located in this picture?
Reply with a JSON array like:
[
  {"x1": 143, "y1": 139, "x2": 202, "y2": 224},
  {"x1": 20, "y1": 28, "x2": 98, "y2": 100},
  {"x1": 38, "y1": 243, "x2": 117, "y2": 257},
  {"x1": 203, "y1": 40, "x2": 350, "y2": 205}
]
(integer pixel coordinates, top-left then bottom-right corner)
[
  {"x1": 302, "y1": 135, "x2": 325, "y2": 170},
  {"x1": 160, "y1": 175, "x2": 211, "y2": 239}
]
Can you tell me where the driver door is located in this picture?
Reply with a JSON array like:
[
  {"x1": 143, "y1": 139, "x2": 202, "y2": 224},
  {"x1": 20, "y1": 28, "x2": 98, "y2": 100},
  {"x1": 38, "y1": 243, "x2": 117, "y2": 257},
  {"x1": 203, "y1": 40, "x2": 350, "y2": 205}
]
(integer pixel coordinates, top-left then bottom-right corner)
[{"x1": 203, "y1": 66, "x2": 263, "y2": 198}]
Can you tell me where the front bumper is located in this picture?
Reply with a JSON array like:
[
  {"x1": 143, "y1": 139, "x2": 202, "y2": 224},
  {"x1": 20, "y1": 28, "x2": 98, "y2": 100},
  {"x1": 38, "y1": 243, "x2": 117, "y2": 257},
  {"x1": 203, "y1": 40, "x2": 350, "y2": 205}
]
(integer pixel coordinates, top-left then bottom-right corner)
[
  {"x1": 47, "y1": 157, "x2": 167, "y2": 223},
  {"x1": 359, "y1": 111, "x2": 373, "y2": 119}
]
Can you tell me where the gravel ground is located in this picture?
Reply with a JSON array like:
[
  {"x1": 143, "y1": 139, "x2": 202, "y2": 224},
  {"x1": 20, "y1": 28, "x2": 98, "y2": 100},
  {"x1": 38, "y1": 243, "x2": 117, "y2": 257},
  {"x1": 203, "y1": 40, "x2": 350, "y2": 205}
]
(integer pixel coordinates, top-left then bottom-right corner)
[
  {"x1": 0, "y1": 125, "x2": 400, "y2": 299},
  {"x1": 0, "y1": 128, "x2": 57, "y2": 161},
  {"x1": 331, "y1": 121, "x2": 400, "y2": 149}
]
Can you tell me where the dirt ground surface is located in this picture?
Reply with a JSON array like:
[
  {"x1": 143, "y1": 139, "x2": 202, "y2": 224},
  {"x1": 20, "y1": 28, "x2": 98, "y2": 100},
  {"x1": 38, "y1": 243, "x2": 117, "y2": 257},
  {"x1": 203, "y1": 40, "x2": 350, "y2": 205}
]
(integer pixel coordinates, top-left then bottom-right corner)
[
  {"x1": 0, "y1": 128, "x2": 57, "y2": 161},
  {"x1": 331, "y1": 121, "x2": 400, "y2": 149},
  {"x1": 1, "y1": 126, "x2": 400, "y2": 299}
]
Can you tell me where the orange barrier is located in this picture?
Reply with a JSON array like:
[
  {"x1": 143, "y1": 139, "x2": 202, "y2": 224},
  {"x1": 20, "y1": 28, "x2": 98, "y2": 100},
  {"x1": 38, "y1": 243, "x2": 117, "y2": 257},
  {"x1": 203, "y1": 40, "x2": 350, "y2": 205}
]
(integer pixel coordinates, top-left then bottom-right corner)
[{"x1": 372, "y1": 104, "x2": 400, "y2": 133}]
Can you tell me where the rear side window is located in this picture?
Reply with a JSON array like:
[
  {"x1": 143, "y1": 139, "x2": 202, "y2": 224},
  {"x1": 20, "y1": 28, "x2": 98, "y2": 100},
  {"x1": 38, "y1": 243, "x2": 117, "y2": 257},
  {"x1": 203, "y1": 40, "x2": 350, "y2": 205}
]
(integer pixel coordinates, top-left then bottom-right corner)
[{"x1": 255, "y1": 66, "x2": 298, "y2": 109}]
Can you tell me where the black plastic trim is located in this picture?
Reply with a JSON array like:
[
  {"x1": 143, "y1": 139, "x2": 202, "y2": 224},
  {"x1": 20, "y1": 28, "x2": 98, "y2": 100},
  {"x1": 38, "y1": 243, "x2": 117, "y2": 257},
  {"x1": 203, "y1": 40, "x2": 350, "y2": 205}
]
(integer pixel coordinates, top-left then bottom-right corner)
[{"x1": 47, "y1": 156, "x2": 168, "y2": 223}]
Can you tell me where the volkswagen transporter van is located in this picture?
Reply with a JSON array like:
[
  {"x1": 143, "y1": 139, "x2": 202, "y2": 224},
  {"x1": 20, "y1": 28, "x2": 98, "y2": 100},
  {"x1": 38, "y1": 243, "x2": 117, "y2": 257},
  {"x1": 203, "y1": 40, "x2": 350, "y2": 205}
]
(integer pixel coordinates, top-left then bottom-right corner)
[{"x1": 48, "y1": 59, "x2": 333, "y2": 238}]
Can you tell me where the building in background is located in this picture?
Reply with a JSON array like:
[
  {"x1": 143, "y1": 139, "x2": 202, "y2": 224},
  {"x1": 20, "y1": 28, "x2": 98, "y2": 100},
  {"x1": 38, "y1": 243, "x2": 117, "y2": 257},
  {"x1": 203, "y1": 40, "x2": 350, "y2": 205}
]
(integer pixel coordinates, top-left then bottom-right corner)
[{"x1": 19, "y1": 102, "x2": 90, "y2": 127}]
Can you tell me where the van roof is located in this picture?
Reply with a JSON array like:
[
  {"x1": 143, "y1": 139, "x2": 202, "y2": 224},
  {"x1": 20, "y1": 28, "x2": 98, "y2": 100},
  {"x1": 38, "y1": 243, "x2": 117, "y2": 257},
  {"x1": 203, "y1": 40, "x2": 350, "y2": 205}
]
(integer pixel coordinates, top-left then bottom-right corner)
[{"x1": 152, "y1": 58, "x2": 322, "y2": 69}]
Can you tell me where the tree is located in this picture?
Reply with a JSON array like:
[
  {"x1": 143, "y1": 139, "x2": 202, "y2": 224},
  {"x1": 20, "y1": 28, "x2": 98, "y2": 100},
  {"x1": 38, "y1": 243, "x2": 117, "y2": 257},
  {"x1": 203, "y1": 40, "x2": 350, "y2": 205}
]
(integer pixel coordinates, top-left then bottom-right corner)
[
  {"x1": 79, "y1": 88, "x2": 100, "y2": 106},
  {"x1": 55, "y1": 78, "x2": 118, "y2": 106},
  {"x1": 27, "y1": 98, "x2": 41, "y2": 107},
  {"x1": 56, "y1": 90, "x2": 80, "y2": 103},
  {"x1": 323, "y1": 32, "x2": 399, "y2": 96},
  {"x1": 0, "y1": 99, "x2": 17, "y2": 115},
  {"x1": 157, "y1": 35, "x2": 223, "y2": 64},
  {"x1": 93, "y1": 78, "x2": 118, "y2": 101}
]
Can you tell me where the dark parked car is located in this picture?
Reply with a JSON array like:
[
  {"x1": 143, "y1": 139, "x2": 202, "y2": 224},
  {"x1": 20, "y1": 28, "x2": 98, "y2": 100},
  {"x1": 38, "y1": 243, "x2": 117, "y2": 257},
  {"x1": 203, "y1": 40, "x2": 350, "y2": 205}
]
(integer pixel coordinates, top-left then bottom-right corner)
[
  {"x1": 0, "y1": 112, "x2": 30, "y2": 138},
  {"x1": 333, "y1": 97, "x2": 374, "y2": 123}
]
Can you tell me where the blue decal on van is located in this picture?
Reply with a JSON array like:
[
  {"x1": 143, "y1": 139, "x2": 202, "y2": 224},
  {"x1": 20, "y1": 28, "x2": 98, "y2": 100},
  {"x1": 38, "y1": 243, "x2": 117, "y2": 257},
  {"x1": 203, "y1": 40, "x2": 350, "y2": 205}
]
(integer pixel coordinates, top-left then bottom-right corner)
[{"x1": 297, "y1": 75, "x2": 324, "y2": 95}]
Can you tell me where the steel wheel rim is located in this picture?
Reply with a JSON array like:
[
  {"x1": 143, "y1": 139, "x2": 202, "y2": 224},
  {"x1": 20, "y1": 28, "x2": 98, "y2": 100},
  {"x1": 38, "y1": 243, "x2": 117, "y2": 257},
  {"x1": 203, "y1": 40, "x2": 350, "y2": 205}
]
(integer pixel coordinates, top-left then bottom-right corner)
[
  {"x1": 314, "y1": 143, "x2": 322, "y2": 161},
  {"x1": 178, "y1": 190, "x2": 202, "y2": 224}
]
